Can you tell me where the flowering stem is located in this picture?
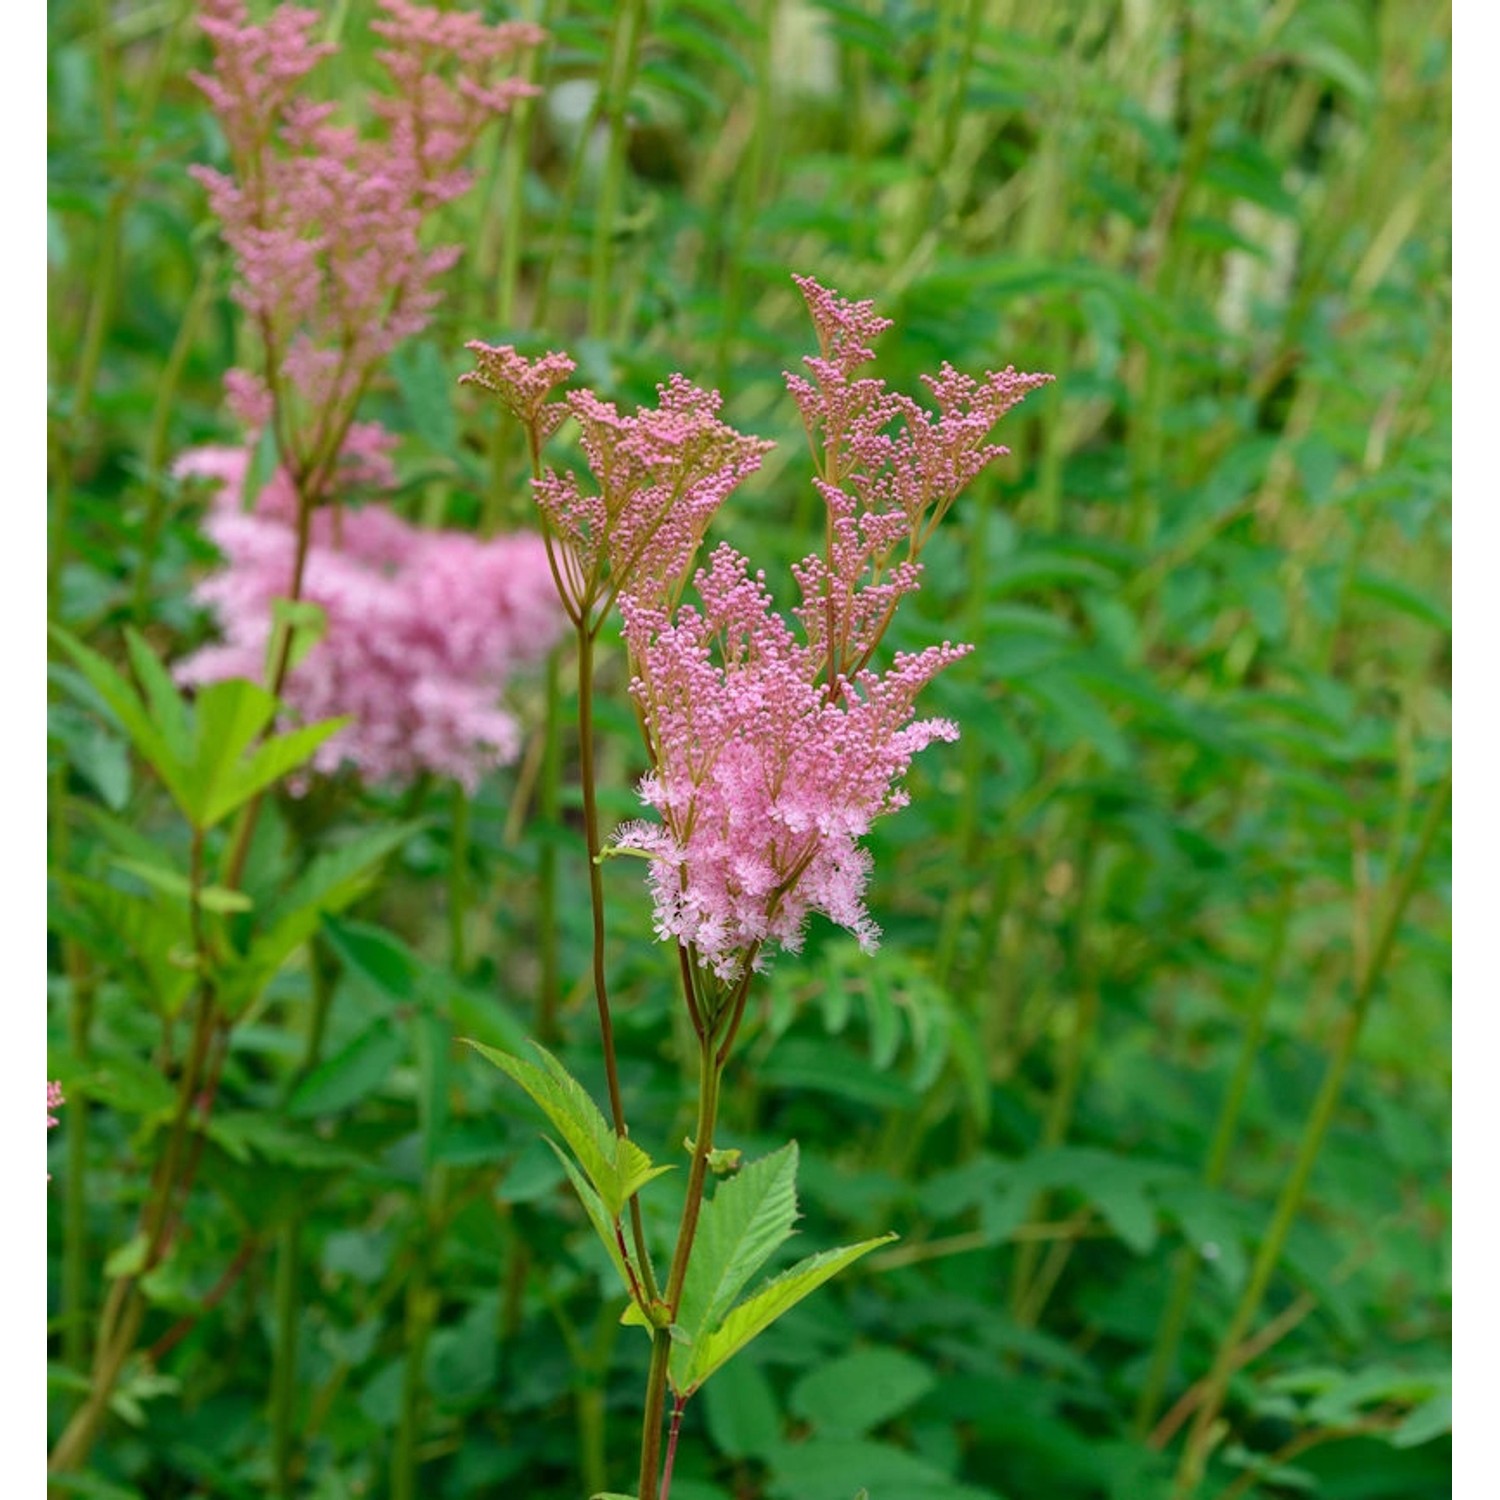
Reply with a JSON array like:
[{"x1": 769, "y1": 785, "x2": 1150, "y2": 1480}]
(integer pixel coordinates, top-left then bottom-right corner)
[
  {"x1": 577, "y1": 623, "x2": 659, "y2": 1300},
  {"x1": 639, "y1": 1026, "x2": 725, "y2": 1500},
  {"x1": 537, "y1": 647, "x2": 563, "y2": 1041},
  {"x1": 1171, "y1": 770, "x2": 1450, "y2": 1496}
]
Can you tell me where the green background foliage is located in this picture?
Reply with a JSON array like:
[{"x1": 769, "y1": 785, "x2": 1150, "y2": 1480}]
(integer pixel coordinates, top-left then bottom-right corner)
[{"x1": 47, "y1": 1, "x2": 1450, "y2": 1497}]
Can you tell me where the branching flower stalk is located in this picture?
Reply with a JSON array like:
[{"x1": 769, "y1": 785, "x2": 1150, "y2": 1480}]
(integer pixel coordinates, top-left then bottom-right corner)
[
  {"x1": 463, "y1": 280, "x2": 1049, "y2": 1500},
  {"x1": 463, "y1": 342, "x2": 771, "y2": 1305}
]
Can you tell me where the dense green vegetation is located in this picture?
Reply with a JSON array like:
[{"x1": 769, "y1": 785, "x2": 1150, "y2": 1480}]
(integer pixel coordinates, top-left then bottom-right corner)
[{"x1": 47, "y1": 2, "x2": 1450, "y2": 1498}]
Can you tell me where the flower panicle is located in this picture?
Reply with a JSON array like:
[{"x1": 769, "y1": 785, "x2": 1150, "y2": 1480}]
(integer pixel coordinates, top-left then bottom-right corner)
[
  {"x1": 459, "y1": 343, "x2": 577, "y2": 443},
  {"x1": 462, "y1": 350, "x2": 773, "y2": 624},
  {"x1": 782, "y1": 272, "x2": 1053, "y2": 681},
  {"x1": 606, "y1": 277, "x2": 1047, "y2": 985},
  {"x1": 193, "y1": 0, "x2": 546, "y2": 466}
]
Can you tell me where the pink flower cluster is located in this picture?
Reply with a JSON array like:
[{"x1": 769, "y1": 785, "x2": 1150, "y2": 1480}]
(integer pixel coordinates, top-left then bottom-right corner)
[
  {"x1": 610, "y1": 279, "x2": 1050, "y2": 981},
  {"x1": 175, "y1": 438, "x2": 566, "y2": 791},
  {"x1": 48, "y1": 1082, "x2": 63, "y2": 1178},
  {"x1": 785, "y1": 276, "x2": 1054, "y2": 684},
  {"x1": 461, "y1": 346, "x2": 773, "y2": 624},
  {"x1": 192, "y1": 0, "x2": 544, "y2": 442},
  {"x1": 619, "y1": 548, "x2": 970, "y2": 980}
]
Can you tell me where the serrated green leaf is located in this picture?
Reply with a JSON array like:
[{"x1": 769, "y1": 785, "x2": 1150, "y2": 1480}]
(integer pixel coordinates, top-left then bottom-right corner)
[
  {"x1": 544, "y1": 1138, "x2": 644, "y2": 1309},
  {"x1": 466, "y1": 1039, "x2": 670, "y2": 1216},
  {"x1": 673, "y1": 1143, "x2": 801, "y2": 1388},
  {"x1": 680, "y1": 1234, "x2": 896, "y2": 1395}
]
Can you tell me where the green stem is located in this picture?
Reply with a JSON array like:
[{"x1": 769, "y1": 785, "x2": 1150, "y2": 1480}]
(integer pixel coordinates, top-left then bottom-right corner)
[
  {"x1": 392, "y1": 1170, "x2": 446, "y2": 1500},
  {"x1": 1135, "y1": 883, "x2": 1295, "y2": 1434},
  {"x1": 639, "y1": 1032, "x2": 724, "y2": 1500},
  {"x1": 577, "y1": 624, "x2": 658, "y2": 1299},
  {"x1": 537, "y1": 647, "x2": 563, "y2": 1042},
  {"x1": 1171, "y1": 771, "x2": 1450, "y2": 1495},
  {"x1": 449, "y1": 783, "x2": 471, "y2": 974},
  {"x1": 52, "y1": 769, "x2": 97, "y2": 1372}
]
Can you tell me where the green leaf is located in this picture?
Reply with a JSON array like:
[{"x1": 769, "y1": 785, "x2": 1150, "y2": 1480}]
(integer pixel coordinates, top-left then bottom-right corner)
[
  {"x1": 178, "y1": 676, "x2": 279, "y2": 822},
  {"x1": 109, "y1": 858, "x2": 252, "y2": 914},
  {"x1": 104, "y1": 1233, "x2": 149, "y2": 1278},
  {"x1": 123, "y1": 629, "x2": 192, "y2": 764},
  {"x1": 241, "y1": 422, "x2": 279, "y2": 513},
  {"x1": 762, "y1": 1436, "x2": 996, "y2": 1500},
  {"x1": 1349, "y1": 569, "x2": 1451, "y2": 632},
  {"x1": 391, "y1": 341, "x2": 461, "y2": 459},
  {"x1": 704, "y1": 1357, "x2": 782, "y2": 1460},
  {"x1": 201, "y1": 711, "x2": 345, "y2": 828},
  {"x1": 544, "y1": 1138, "x2": 642, "y2": 1308},
  {"x1": 220, "y1": 826, "x2": 421, "y2": 1016},
  {"x1": 673, "y1": 1143, "x2": 800, "y2": 1385},
  {"x1": 268, "y1": 597, "x2": 328, "y2": 676},
  {"x1": 319, "y1": 914, "x2": 423, "y2": 1004},
  {"x1": 49, "y1": 625, "x2": 181, "y2": 800},
  {"x1": 47, "y1": 704, "x2": 132, "y2": 809},
  {"x1": 465, "y1": 1039, "x2": 671, "y2": 1217},
  {"x1": 1391, "y1": 1392, "x2": 1451, "y2": 1448},
  {"x1": 789, "y1": 1348, "x2": 937, "y2": 1438},
  {"x1": 287, "y1": 1018, "x2": 405, "y2": 1117},
  {"x1": 680, "y1": 1234, "x2": 896, "y2": 1395}
]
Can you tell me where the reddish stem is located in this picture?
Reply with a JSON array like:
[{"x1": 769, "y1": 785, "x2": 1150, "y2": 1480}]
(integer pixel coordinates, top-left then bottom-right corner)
[{"x1": 660, "y1": 1394, "x2": 687, "y2": 1500}]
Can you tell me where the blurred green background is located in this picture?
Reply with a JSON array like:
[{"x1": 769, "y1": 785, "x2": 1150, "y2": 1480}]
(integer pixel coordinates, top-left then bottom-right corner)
[{"x1": 47, "y1": 1, "x2": 1451, "y2": 1497}]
